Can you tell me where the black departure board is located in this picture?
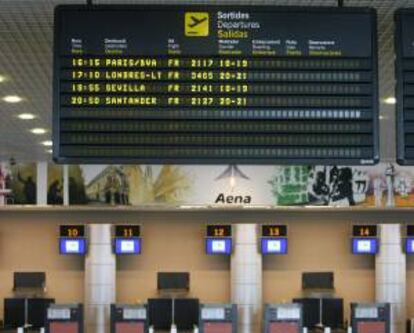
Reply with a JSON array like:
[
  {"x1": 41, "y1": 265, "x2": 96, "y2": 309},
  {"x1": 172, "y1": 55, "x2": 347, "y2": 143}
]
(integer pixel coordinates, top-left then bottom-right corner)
[
  {"x1": 396, "y1": 9, "x2": 414, "y2": 165},
  {"x1": 53, "y1": 5, "x2": 379, "y2": 164}
]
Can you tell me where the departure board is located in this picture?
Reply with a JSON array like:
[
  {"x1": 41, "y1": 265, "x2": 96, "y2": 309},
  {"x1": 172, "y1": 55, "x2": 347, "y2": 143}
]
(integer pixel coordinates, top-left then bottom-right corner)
[
  {"x1": 53, "y1": 5, "x2": 379, "y2": 164},
  {"x1": 396, "y1": 9, "x2": 414, "y2": 165}
]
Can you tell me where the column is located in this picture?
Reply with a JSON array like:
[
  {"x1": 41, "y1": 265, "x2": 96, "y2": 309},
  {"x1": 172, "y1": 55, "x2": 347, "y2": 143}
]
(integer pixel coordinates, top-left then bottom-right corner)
[
  {"x1": 375, "y1": 224, "x2": 406, "y2": 333},
  {"x1": 85, "y1": 224, "x2": 116, "y2": 333},
  {"x1": 231, "y1": 224, "x2": 262, "y2": 333},
  {"x1": 36, "y1": 161, "x2": 47, "y2": 205}
]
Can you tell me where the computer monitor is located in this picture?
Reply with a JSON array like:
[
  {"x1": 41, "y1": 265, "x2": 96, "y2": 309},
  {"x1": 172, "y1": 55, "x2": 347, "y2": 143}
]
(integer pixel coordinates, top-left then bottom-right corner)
[
  {"x1": 174, "y1": 298, "x2": 200, "y2": 330},
  {"x1": 205, "y1": 238, "x2": 232, "y2": 255},
  {"x1": 59, "y1": 238, "x2": 87, "y2": 255},
  {"x1": 405, "y1": 237, "x2": 414, "y2": 254},
  {"x1": 352, "y1": 238, "x2": 378, "y2": 254},
  {"x1": 147, "y1": 298, "x2": 199, "y2": 330},
  {"x1": 148, "y1": 298, "x2": 172, "y2": 330},
  {"x1": 322, "y1": 298, "x2": 343, "y2": 329},
  {"x1": 261, "y1": 238, "x2": 288, "y2": 255},
  {"x1": 293, "y1": 298, "x2": 320, "y2": 328},
  {"x1": 14, "y1": 272, "x2": 46, "y2": 289},
  {"x1": 4, "y1": 298, "x2": 55, "y2": 329},
  {"x1": 302, "y1": 272, "x2": 334, "y2": 290},
  {"x1": 28, "y1": 298, "x2": 55, "y2": 329},
  {"x1": 4, "y1": 298, "x2": 25, "y2": 329},
  {"x1": 157, "y1": 272, "x2": 190, "y2": 291},
  {"x1": 114, "y1": 238, "x2": 141, "y2": 255}
]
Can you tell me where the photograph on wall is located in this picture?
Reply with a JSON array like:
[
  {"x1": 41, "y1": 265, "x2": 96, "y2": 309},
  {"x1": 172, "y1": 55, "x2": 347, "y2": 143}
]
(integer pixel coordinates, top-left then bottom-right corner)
[
  {"x1": 47, "y1": 163, "x2": 63, "y2": 205},
  {"x1": 68, "y1": 165, "x2": 87, "y2": 205},
  {"x1": 0, "y1": 162, "x2": 12, "y2": 205},
  {"x1": 68, "y1": 165, "x2": 192, "y2": 206},
  {"x1": 266, "y1": 163, "x2": 413, "y2": 208},
  {"x1": 0, "y1": 162, "x2": 37, "y2": 205}
]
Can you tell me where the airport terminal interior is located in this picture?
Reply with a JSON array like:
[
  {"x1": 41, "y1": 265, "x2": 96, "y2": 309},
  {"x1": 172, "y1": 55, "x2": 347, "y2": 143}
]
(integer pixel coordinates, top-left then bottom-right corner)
[{"x1": 3, "y1": 0, "x2": 414, "y2": 333}]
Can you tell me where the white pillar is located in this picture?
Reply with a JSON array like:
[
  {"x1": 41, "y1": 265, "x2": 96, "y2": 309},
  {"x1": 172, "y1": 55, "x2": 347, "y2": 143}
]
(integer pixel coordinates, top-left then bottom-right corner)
[
  {"x1": 85, "y1": 224, "x2": 116, "y2": 333},
  {"x1": 231, "y1": 224, "x2": 262, "y2": 333},
  {"x1": 376, "y1": 224, "x2": 406, "y2": 333},
  {"x1": 36, "y1": 162, "x2": 47, "y2": 205}
]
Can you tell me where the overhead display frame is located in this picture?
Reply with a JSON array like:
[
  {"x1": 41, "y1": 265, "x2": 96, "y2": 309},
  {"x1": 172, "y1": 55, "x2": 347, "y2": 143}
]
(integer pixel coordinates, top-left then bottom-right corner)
[
  {"x1": 53, "y1": 5, "x2": 379, "y2": 165},
  {"x1": 396, "y1": 9, "x2": 414, "y2": 165}
]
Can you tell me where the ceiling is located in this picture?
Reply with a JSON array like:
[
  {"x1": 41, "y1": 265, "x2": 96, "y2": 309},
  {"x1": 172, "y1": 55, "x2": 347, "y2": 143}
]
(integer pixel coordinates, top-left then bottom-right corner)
[{"x1": 0, "y1": 0, "x2": 411, "y2": 163}]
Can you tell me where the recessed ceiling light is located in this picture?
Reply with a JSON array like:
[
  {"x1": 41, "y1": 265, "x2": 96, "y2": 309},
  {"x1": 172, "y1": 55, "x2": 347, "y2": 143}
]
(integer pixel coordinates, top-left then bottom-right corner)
[
  {"x1": 41, "y1": 140, "x2": 53, "y2": 147},
  {"x1": 46, "y1": 149, "x2": 53, "y2": 154},
  {"x1": 30, "y1": 128, "x2": 47, "y2": 135},
  {"x1": 0, "y1": 75, "x2": 5, "y2": 83},
  {"x1": 18, "y1": 113, "x2": 36, "y2": 120},
  {"x1": 2, "y1": 95, "x2": 23, "y2": 103},
  {"x1": 383, "y1": 97, "x2": 396, "y2": 105}
]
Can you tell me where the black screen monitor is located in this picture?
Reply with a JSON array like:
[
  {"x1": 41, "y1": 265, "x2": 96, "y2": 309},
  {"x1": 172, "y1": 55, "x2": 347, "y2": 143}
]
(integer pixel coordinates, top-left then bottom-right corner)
[
  {"x1": 14, "y1": 272, "x2": 46, "y2": 289},
  {"x1": 3, "y1": 298, "x2": 55, "y2": 329},
  {"x1": 302, "y1": 272, "x2": 334, "y2": 290},
  {"x1": 148, "y1": 298, "x2": 199, "y2": 330},
  {"x1": 148, "y1": 298, "x2": 172, "y2": 330},
  {"x1": 28, "y1": 298, "x2": 55, "y2": 329},
  {"x1": 157, "y1": 272, "x2": 189, "y2": 291},
  {"x1": 4, "y1": 298, "x2": 25, "y2": 329},
  {"x1": 293, "y1": 298, "x2": 320, "y2": 328},
  {"x1": 175, "y1": 298, "x2": 200, "y2": 330},
  {"x1": 322, "y1": 298, "x2": 343, "y2": 329}
]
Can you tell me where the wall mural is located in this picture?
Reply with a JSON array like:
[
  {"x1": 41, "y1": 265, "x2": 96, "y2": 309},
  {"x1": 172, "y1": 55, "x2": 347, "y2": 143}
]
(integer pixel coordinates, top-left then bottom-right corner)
[
  {"x1": 0, "y1": 162, "x2": 37, "y2": 205},
  {"x1": 69, "y1": 165, "x2": 192, "y2": 206},
  {"x1": 1, "y1": 161, "x2": 414, "y2": 207},
  {"x1": 65, "y1": 163, "x2": 413, "y2": 208},
  {"x1": 47, "y1": 163, "x2": 63, "y2": 205}
]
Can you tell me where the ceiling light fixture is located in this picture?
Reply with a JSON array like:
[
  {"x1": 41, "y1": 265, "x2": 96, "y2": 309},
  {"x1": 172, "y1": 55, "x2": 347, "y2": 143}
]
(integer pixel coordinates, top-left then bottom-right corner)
[
  {"x1": 30, "y1": 128, "x2": 47, "y2": 135},
  {"x1": 41, "y1": 140, "x2": 53, "y2": 147},
  {"x1": 0, "y1": 75, "x2": 5, "y2": 83},
  {"x1": 18, "y1": 113, "x2": 36, "y2": 120},
  {"x1": 46, "y1": 149, "x2": 53, "y2": 154},
  {"x1": 2, "y1": 95, "x2": 23, "y2": 103},
  {"x1": 383, "y1": 97, "x2": 396, "y2": 105}
]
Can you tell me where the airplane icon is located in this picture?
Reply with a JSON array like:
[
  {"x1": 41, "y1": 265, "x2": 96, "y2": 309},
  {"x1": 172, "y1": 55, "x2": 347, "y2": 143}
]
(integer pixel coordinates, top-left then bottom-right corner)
[
  {"x1": 188, "y1": 15, "x2": 208, "y2": 28},
  {"x1": 185, "y1": 12, "x2": 209, "y2": 36}
]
